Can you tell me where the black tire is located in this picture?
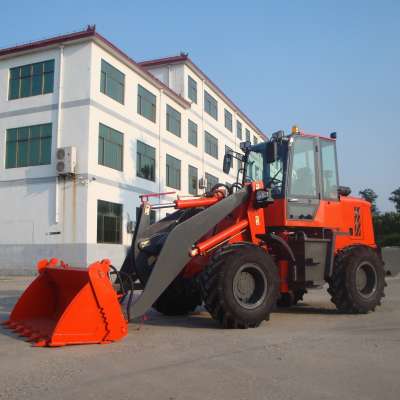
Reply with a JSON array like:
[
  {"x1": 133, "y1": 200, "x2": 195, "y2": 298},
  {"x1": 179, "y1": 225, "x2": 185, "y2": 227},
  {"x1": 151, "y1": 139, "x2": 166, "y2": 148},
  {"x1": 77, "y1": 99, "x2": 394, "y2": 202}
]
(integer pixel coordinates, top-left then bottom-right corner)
[
  {"x1": 153, "y1": 276, "x2": 202, "y2": 316},
  {"x1": 328, "y1": 246, "x2": 386, "y2": 313},
  {"x1": 137, "y1": 252, "x2": 202, "y2": 316},
  {"x1": 199, "y1": 244, "x2": 280, "y2": 328},
  {"x1": 277, "y1": 289, "x2": 307, "y2": 307}
]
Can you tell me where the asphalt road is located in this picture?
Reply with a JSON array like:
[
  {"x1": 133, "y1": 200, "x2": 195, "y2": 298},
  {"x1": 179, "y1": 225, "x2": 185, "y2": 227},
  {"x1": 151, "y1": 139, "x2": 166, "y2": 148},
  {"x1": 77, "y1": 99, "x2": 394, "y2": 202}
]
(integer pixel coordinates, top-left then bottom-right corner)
[{"x1": 0, "y1": 276, "x2": 399, "y2": 400}]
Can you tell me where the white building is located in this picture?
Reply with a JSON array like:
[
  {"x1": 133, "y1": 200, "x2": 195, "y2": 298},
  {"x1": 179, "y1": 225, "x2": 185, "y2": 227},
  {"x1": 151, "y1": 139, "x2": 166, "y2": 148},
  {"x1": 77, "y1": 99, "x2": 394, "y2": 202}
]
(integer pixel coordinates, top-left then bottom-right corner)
[{"x1": 0, "y1": 26, "x2": 266, "y2": 272}]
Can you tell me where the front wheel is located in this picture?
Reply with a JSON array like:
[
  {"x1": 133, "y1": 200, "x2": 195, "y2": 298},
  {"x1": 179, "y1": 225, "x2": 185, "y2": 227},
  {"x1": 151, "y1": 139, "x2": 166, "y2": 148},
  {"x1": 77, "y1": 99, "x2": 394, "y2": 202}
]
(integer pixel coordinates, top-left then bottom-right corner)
[
  {"x1": 328, "y1": 246, "x2": 386, "y2": 313},
  {"x1": 200, "y1": 245, "x2": 280, "y2": 328}
]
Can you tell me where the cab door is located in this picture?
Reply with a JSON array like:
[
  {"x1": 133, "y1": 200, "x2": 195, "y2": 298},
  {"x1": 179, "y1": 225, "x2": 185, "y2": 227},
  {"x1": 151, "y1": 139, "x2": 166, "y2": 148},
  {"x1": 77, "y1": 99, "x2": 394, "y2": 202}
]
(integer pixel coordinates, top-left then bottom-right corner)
[{"x1": 287, "y1": 136, "x2": 320, "y2": 220}]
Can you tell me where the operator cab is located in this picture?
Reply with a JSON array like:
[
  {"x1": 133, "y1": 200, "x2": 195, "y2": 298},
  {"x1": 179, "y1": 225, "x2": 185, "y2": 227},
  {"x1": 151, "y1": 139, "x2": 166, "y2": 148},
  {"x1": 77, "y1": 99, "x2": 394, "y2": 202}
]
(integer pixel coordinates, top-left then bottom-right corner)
[{"x1": 244, "y1": 128, "x2": 339, "y2": 220}]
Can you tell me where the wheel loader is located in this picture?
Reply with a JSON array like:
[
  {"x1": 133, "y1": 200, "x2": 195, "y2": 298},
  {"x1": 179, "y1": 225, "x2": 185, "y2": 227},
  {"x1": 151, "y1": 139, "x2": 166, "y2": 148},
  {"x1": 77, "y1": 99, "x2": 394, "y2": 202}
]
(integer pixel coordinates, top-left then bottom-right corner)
[{"x1": 3, "y1": 127, "x2": 386, "y2": 346}]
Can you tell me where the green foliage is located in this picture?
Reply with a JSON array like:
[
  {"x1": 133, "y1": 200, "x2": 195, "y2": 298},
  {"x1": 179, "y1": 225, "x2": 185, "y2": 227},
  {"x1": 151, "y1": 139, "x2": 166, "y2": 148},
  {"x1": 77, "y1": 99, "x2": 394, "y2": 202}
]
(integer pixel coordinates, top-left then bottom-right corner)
[
  {"x1": 359, "y1": 188, "x2": 379, "y2": 214},
  {"x1": 373, "y1": 212, "x2": 400, "y2": 247},
  {"x1": 389, "y1": 187, "x2": 400, "y2": 213}
]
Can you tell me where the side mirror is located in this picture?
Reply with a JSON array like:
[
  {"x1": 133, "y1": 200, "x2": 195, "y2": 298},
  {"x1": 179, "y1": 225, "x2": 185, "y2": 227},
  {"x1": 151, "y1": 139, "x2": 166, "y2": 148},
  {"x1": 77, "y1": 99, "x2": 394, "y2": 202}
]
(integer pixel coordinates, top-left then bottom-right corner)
[
  {"x1": 223, "y1": 153, "x2": 233, "y2": 174},
  {"x1": 266, "y1": 141, "x2": 278, "y2": 163}
]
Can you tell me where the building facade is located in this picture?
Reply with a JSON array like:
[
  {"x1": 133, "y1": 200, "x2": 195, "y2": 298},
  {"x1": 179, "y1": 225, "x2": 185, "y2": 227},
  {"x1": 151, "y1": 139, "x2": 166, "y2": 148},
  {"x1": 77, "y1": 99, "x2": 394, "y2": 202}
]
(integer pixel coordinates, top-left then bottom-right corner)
[{"x1": 0, "y1": 27, "x2": 265, "y2": 272}]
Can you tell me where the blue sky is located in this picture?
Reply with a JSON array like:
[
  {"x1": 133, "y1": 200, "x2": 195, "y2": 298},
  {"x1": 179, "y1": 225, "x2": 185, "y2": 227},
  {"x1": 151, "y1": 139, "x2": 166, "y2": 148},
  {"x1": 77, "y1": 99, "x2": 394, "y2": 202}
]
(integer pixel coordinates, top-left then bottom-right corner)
[{"x1": 1, "y1": 0, "x2": 399, "y2": 211}]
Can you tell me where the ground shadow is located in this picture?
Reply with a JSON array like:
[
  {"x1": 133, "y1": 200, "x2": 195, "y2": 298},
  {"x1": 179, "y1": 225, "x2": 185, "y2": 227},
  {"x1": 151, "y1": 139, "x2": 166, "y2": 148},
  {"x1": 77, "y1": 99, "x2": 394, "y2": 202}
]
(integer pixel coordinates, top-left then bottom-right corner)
[{"x1": 273, "y1": 302, "x2": 340, "y2": 315}]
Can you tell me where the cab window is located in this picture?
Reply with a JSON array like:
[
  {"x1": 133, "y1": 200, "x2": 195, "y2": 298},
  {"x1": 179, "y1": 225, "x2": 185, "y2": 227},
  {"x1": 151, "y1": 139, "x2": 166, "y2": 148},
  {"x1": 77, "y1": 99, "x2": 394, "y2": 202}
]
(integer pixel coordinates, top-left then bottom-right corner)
[
  {"x1": 320, "y1": 139, "x2": 338, "y2": 199},
  {"x1": 289, "y1": 137, "x2": 317, "y2": 198}
]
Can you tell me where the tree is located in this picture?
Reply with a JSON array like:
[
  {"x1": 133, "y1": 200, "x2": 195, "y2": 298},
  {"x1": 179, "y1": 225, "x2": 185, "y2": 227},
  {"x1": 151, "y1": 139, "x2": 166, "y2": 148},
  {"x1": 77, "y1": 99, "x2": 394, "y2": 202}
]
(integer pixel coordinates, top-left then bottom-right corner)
[
  {"x1": 389, "y1": 187, "x2": 400, "y2": 213},
  {"x1": 359, "y1": 188, "x2": 379, "y2": 214}
]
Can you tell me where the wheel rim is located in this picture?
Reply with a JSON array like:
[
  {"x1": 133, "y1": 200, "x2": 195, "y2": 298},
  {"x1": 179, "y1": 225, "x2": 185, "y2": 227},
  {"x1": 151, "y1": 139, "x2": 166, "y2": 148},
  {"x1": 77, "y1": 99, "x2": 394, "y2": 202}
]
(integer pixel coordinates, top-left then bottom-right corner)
[
  {"x1": 232, "y1": 263, "x2": 268, "y2": 309},
  {"x1": 355, "y1": 261, "x2": 378, "y2": 298}
]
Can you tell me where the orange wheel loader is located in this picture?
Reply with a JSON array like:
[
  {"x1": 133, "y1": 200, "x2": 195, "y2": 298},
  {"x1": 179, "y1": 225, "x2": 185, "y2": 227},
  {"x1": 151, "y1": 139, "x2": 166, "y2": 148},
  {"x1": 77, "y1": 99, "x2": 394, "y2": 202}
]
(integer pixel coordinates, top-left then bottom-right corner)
[{"x1": 3, "y1": 128, "x2": 386, "y2": 346}]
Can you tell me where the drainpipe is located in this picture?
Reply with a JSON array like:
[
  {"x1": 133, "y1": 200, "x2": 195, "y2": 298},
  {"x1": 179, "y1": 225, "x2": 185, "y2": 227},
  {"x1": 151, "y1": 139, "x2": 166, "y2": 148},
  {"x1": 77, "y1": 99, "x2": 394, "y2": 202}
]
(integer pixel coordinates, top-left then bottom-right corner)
[
  {"x1": 55, "y1": 45, "x2": 64, "y2": 223},
  {"x1": 158, "y1": 88, "x2": 163, "y2": 219}
]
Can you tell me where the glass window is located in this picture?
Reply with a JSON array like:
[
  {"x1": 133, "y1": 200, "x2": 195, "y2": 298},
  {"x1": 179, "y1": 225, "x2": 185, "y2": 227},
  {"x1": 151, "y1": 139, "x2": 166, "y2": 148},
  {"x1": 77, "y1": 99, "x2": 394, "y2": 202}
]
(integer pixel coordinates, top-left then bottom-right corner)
[
  {"x1": 253, "y1": 136, "x2": 258, "y2": 145},
  {"x1": 188, "y1": 76, "x2": 197, "y2": 103},
  {"x1": 237, "y1": 121, "x2": 242, "y2": 140},
  {"x1": 136, "y1": 207, "x2": 156, "y2": 225},
  {"x1": 320, "y1": 140, "x2": 339, "y2": 199},
  {"x1": 6, "y1": 123, "x2": 52, "y2": 168},
  {"x1": 289, "y1": 137, "x2": 317, "y2": 197},
  {"x1": 224, "y1": 109, "x2": 233, "y2": 131},
  {"x1": 137, "y1": 140, "x2": 156, "y2": 181},
  {"x1": 245, "y1": 129, "x2": 251, "y2": 142},
  {"x1": 97, "y1": 200, "x2": 122, "y2": 244},
  {"x1": 8, "y1": 60, "x2": 54, "y2": 100},
  {"x1": 205, "y1": 172, "x2": 218, "y2": 191},
  {"x1": 204, "y1": 91, "x2": 218, "y2": 120},
  {"x1": 166, "y1": 105, "x2": 181, "y2": 137},
  {"x1": 100, "y1": 60, "x2": 125, "y2": 104},
  {"x1": 188, "y1": 119, "x2": 198, "y2": 146},
  {"x1": 98, "y1": 123, "x2": 123, "y2": 171},
  {"x1": 205, "y1": 131, "x2": 218, "y2": 159},
  {"x1": 188, "y1": 165, "x2": 198, "y2": 195},
  {"x1": 137, "y1": 84, "x2": 156, "y2": 122},
  {"x1": 166, "y1": 154, "x2": 181, "y2": 190}
]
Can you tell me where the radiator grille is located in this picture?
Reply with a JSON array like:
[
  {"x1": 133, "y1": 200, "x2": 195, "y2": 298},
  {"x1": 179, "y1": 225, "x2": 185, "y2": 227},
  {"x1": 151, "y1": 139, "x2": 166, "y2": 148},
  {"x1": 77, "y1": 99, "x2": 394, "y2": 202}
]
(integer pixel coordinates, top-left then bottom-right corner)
[{"x1": 354, "y1": 207, "x2": 362, "y2": 236}]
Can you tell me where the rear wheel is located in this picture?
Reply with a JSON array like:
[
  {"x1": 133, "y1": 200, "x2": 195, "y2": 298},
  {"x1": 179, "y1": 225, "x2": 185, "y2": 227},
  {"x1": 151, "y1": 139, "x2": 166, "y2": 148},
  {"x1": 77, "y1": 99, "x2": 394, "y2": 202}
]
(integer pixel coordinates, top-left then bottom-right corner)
[
  {"x1": 200, "y1": 245, "x2": 279, "y2": 328},
  {"x1": 328, "y1": 246, "x2": 386, "y2": 313}
]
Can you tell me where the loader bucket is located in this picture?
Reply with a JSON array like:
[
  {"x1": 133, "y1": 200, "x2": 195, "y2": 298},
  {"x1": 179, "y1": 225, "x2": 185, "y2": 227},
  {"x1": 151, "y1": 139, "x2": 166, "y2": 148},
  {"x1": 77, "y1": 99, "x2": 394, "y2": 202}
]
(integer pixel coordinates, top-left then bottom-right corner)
[{"x1": 2, "y1": 259, "x2": 128, "y2": 347}]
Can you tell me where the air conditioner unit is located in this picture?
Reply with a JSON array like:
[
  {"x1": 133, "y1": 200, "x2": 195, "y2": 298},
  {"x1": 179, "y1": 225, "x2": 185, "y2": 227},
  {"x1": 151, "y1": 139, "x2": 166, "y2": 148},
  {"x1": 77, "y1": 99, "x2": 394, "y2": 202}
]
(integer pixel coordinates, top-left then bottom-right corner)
[
  {"x1": 198, "y1": 177, "x2": 207, "y2": 190},
  {"x1": 56, "y1": 146, "x2": 77, "y2": 175}
]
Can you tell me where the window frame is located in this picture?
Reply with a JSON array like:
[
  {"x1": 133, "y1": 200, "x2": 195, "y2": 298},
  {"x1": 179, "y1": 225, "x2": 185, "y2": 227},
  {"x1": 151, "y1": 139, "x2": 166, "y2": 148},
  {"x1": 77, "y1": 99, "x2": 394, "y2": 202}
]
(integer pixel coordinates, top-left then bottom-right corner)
[
  {"x1": 188, "y1": 165, "x2": 198, "y2": 195},
  {"x1": 136, "y1": 140, "x2": 156, "y2": 182},
  {"x1": 188, "y1": 76, "x2": 197, "y2": 103},
  {"x1": 98, "y1": 123, "x2": 124, "y2": 172},
  {"x1": 205, "y1": 172, "x2": 218, "y2": 192},
  {"x1": 97, "y1": 200, "x2": 123, "y2": 244},
  {"x1": 100, "y1": 59, "x2": 125, "y2": 104},
  {"x1": 137, "y1": 84, "x2": 156, "y2": 122},
  {"x1": 237, "y1": 120, "x2": 243, "y2": 140},
  {"x1": 8, "y1": 59, "x2": 55, "y2": 100},
  {"x1": 204, "y1": 90, "x2": 218, "y2": 120},
  {"x1": 204, "y1": 131, "x2": 218, "y2": 159},
  {"x1": 166, "y1": 153, "x2": 181, "y2": 190},
  {"x1": 5, "y1": 123, "x2": 52, "y2": 168},
  {"x1": 188, "y1": 119, "x2": 198, "y2": 147},
  {"x1": 319, "y1": 138, "x2": 339, "y2": 200},
  {"x1": 224, "y1": 109, "x2": 233, "y2": 132},
  {"x1": 166, "y1": 104, "x2": 181, "y2": 137}
]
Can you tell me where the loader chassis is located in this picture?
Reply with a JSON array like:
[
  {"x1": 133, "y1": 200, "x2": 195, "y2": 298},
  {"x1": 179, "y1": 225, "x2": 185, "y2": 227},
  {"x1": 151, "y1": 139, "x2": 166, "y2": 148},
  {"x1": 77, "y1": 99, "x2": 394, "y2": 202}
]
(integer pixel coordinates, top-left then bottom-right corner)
[{"x1": 121, "y1": 132, "x2": 385, "y2": 327}]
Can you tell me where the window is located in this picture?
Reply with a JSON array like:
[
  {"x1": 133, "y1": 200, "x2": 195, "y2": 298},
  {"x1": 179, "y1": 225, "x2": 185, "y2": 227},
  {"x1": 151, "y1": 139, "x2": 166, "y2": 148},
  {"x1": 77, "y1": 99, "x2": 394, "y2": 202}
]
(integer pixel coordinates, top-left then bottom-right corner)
[
  {"x1": 136, "y1": 207, "x2": 156, "y2": 225},
  {"x1": 205, "y1": 131, "x2": 218, "y2": 159},
  {"x1": 166, "y1": 105, "x2": 181, "y2": 137},
  {"x1": 205, "y1": 172, "x2": 218, "y2": 192},
  {"x1": 253, "y1": 136, "x2": 258, "y2": 145},
  {"x1": 188, "y1": 165, "x2": 198, "y2": 195},
  {"x1": 245, "y1": 129, "x2": 251, "y2": 142},
  {"x1": 289, "y1": 137, "x2": 317, "y2": 197},
  {"x1": 137, "y1": 140, "x2": 155, "y2": 181},
  {"x1": 204, "y1": 91, "x2": 218, "y2": 120},
  {"x1": 188, "y1": 119, "x2": 198, "y2": 146},
  {"x1": 166, "y1": 154, "x2": 181, "y2": 190},
  {"x1": 137, "y1": 84, "x2": 156, "y2": 122},
  {"x1": 9, "y1": 60, "x2": 54, "y2": 100},
  {"x1": 320, "y1": 140, "x2": 339, "y2": 199},
  {"x1": 224, "y1": 109, "x2": 233, "y2": 131},
  {"x1": 97, "y1": 200, "x2": 122, "y2": 244},
  {"x1": 98, "y1": 123, "x2": 123, "y2": 171},
  {"x1": 100, "y1": 59, "x2": 125, "y2": 104},
  {"x1": 188, "y1": 76, "x2": 197, "y2": 103},
  {"x1": 6, "y1": 123, "x2": 52, "y2": 168},
  {"x1": 237, "y1": 121, "x2": 242, "y2": 140},
  {"x1": 225, "y1": 146, "x2": 233, "y2": 175}
]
